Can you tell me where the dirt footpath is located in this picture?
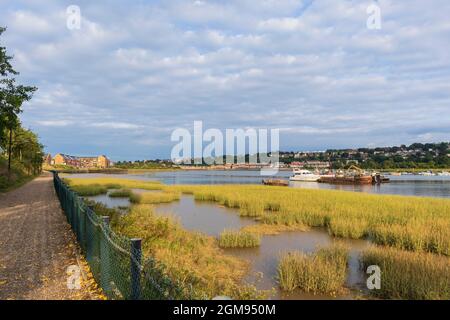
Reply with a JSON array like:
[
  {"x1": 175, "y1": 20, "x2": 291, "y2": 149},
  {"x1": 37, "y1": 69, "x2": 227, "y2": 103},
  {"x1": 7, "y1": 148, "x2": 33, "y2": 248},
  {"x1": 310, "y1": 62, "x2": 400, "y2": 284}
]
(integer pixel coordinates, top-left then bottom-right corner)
[{"x1": 0, "y1": 173, "x2": 102, "y2": 300}]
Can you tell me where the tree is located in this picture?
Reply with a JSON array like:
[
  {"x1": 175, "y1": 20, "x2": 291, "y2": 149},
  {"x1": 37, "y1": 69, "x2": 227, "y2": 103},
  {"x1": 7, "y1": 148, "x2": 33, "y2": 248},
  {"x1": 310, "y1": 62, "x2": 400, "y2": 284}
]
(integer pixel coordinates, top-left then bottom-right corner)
[{"x1": 0, "y1": 27, "x2": 37, "y2": 175}]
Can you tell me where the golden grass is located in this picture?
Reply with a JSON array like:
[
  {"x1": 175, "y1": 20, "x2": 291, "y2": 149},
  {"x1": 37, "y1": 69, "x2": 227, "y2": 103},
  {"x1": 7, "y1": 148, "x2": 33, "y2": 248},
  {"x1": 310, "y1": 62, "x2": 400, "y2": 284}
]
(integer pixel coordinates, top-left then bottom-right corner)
[
  {"x1": 361, "y1": 246, "x2": 450, "y2": 300},
  {"x1": 113, "y1": 204, "x2": 265, "y2": 299},
  {"x1": 65, "y1": 177, "x2": 163, "y2": 190},
  {"x1": 278, "y1": 244, "x2": 349, "y2": 295},
  {"x1": 218, "y1": 230, "x2": 261, "y2": 248},
  {"x1": 168, "y1": 185, "x2": 450, "y2": 255},
  {"x1": 70, "y1": 184, "x2": 108, "y2": 196},
  {"x1": 240, "y1": 224, "x2": 309, "y2": 235},
  {"x1": 130, "y1": 191, "x2": 180, "y2": 204}
]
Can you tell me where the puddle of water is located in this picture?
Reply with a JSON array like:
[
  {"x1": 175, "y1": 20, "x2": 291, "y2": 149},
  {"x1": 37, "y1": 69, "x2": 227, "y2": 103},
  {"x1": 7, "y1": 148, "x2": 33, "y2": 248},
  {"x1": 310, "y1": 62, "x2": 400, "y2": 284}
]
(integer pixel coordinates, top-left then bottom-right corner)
[
  {"x1": 153, "y1": 195, "x2": 371, "y2": 300},
  {"x1": 154, "y1": 197, "x2": 257, "y2": 237},
  {"x1": 226, "y1": 231, "x2": 369, "y2": 300},
  {"x1": 87, "y1": 192, "x2": 130, "y2": 208},
  {"x1": 86, "y1": 188, "x2": 158, "y2": 208}
]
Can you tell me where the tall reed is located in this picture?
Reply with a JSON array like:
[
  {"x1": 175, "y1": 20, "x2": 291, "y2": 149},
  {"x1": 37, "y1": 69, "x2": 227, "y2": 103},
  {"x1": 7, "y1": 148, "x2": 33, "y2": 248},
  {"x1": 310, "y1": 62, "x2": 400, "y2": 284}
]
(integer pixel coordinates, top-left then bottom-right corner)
[
  {"x1": 278, "y1": 244, "x2": 349, "y2": 295},
  {"x1": 361, "y1": 246, "x2": 450, "y2": 300},
  {"x1": 218, "y1": 230, "x2": 261, "y2": 248}
]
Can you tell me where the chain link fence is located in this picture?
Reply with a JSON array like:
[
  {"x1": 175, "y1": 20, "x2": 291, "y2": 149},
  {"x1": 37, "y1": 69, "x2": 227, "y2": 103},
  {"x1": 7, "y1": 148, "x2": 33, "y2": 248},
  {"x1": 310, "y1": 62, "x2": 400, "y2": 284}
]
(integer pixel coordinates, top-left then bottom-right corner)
[{"x1": 52, "y1": 171, "x2": 194, "y2": 300}]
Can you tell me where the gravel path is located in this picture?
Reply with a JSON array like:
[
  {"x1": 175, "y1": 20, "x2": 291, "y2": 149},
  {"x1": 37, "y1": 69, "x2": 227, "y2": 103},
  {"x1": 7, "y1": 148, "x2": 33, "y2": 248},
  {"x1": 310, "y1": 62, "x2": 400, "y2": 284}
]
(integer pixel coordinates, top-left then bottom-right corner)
[{"x1": 0, "y1": 173, "x2": 100, "y2": 300}]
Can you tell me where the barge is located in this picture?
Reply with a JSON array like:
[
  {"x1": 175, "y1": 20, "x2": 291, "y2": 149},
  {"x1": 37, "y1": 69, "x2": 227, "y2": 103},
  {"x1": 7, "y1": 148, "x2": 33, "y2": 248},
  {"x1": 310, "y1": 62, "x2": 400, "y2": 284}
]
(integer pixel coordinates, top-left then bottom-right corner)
[{"x1": 262, "y1": 179, "x2": 289, "y2": 186}]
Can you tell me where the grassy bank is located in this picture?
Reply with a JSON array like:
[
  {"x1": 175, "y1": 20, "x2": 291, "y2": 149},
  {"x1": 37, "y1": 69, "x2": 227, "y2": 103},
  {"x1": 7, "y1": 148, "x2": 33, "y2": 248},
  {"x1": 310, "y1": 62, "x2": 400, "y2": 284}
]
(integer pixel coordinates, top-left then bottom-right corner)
[
  {"x1": 361, "y1": 246, "x2": 450, "y2": 299},
  {"x1": 218, "y1": 230, "x2": 261, "y2": 248},
  {"x1": 114, "y1": 204, "x2": 263, "y2": 299},
  {"x1": 278, "y1": 244, "x2": 349, "y2": 295},
  {"x1": 0, "y1": 158, "x2": 37, "y2": 192},
  {"x1": 65, "y1": 177, "x2": 163, "y2": 191},
  {"x1": 169, "y1": 185, "x2": 450, "y2": 256}
]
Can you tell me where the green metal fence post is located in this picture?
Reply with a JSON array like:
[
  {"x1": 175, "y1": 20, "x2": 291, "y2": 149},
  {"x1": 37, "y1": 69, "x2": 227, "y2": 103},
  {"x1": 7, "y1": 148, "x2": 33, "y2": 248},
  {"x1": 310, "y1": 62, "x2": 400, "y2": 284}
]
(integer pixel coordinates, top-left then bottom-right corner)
[
  {"x1": 130, "y1": 238, "x2": 142, "y2": 300},
  {"x1": 100, "y1": 216, "x2": 111, "y2": 296}
]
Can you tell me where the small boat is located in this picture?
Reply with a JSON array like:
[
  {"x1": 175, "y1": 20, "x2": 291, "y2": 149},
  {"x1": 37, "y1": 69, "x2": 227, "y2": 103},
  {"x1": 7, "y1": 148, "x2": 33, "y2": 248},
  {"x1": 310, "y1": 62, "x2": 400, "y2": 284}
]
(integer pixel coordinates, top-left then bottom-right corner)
[
  {"x1": 262, "y1": 179, "x2": 289, "y2": 186},
  {"x1": 437, "y1": 171, "x2": 450, "y2": 176},
  {"x1": 318, "y1": 165, "x2": 373, "y2": 185},
  {"x1": 289, "y1": 169, "x2": 321, "y2": 182},
  {"x1": 372, "y1": 173, "x2": 390, "y2": 184},
  {"x1": 319, "y1": 175, "x2": 373, "y2": 185}
]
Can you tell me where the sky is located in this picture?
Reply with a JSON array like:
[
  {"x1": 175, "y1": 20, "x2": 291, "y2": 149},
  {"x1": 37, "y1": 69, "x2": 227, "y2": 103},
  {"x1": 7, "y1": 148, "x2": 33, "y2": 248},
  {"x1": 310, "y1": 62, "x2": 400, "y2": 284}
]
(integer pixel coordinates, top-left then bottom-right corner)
[{"x1": 1, "y1": 0, "x2": 450, "y2": 160}]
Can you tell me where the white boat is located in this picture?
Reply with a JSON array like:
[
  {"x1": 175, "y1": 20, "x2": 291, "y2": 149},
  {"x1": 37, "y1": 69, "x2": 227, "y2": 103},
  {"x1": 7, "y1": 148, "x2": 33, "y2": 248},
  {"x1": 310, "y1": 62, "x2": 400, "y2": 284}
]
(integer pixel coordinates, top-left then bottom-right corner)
[
  {"x1": 289, "y1": 169, "x2": 321, "y2": 182},
  {"x1": 437, "y1": 171, "x2": 450, "y2": 176}
]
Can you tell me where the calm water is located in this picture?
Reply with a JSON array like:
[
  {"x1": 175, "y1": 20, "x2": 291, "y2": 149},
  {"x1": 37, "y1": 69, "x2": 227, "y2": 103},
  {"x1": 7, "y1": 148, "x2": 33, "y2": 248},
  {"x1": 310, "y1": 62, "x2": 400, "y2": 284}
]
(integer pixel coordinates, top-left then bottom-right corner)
[
  {"x1": 69, "y1": 170, "x2": 450, "y2": 198},
  {"x1": 153, "y1": 196, "x2": 370, "y2": 300}
]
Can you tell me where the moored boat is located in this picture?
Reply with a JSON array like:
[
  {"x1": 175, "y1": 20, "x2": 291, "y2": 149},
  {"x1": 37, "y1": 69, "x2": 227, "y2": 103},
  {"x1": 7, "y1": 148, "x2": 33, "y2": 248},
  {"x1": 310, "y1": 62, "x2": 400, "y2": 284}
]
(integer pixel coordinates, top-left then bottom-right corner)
[
  {"x1": 262, "y1": 179, "x2": 289, "y2": 186},
  {"x1": 319, "y1": 175, "x2": 373, "y2": 185},
  {"x1": 289, "y1": 169, "x2": 321, "y2": 182},
  {"x1": 318, "y1": 165, "x2": 373, "y2": 185}
]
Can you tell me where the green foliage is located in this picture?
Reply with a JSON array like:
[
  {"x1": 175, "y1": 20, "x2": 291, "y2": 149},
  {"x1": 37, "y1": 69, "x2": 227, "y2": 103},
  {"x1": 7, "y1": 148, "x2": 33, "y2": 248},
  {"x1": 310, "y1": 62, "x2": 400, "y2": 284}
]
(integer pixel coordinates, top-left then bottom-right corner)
[{"x1": 1, "y1": 26, "x2": 41, "y2": 180}]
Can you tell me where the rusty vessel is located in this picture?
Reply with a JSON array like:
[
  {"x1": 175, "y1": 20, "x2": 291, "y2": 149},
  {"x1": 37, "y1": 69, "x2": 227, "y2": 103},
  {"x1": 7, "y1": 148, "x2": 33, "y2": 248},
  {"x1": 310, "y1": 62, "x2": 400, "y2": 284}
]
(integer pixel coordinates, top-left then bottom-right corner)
[{"x1": 262, "y1": 179, "x2": 289, "y2": 186}]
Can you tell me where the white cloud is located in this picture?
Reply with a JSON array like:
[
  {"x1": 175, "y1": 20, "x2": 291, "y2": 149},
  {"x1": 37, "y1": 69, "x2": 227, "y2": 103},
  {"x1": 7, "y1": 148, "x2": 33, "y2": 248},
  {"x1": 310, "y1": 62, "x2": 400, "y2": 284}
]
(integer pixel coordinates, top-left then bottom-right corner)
[{"x1": 1, "y1": 0, "x2": 449, "y2": 159}]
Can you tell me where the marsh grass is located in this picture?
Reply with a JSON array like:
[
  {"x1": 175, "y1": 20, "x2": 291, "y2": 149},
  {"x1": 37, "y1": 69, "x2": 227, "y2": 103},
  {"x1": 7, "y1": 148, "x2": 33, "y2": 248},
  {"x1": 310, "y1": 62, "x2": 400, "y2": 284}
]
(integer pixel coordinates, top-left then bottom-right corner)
[
  {"x1": 240, "y1": 223, "x2": 309, "y2": 235},
  {"x1": 361, "y1": 246, "x2": 450, "y2": 300},
  {"x1": 278, "y1": 244, "x2": 349, "y2": 295},
  {"x1": 108, "y1": 189, "x2": 132, "y2": 198},
  {"x1": 130, "y1": 191, "x2": 180, "y2": 204},
  {"x1": 218, "y1": 230, "x2": 261, "y2": 248},
  {"x1": 70, "y1": 184, "x2": 108, "y2": 196},
  {"x1": 170, "y1": 185, "x2": 450, "y2": 255},
  {"x1": 66, "y1": 177, "x2": 163, "y2": 191},
  {"x1": 114, "y1": 204, "x2": 265, "y2": 299}
]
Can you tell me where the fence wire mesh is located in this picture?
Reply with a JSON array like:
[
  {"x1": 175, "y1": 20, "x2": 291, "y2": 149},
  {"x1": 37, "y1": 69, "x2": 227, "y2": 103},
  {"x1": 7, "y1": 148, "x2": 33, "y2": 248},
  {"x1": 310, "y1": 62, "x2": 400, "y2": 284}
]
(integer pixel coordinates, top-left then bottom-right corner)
[{"x1": 52, "y1": 172, "x2": 194, "y2": 300}]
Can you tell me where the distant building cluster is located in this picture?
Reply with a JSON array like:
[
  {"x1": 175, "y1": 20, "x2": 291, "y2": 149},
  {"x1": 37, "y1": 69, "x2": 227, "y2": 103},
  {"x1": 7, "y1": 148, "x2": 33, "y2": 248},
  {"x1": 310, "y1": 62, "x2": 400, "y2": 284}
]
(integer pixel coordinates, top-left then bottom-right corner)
[{"x1": 43, "y1": 153, "x2": 110, "y2": 168}]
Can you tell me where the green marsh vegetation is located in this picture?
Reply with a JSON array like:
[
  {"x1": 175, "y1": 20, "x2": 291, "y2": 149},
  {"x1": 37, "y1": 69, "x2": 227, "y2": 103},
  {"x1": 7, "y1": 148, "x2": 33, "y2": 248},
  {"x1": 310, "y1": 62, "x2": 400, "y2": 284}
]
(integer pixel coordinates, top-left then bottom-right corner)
[
  {"x1": 65, "y1": 177, "x2": 450, "y2": 299},
  {"x1": 108, "y1": 188, "x2": 132, "y2": 198},
  {"x1": 114, "y1": 204, "x2": 264, "y2": 299},
  {"x1": 277, "y1": 244, "x2": 349, "y2": 295},
  {"x1": 130, "y1": 191, "x2": 180, "y2": 204},
  {"x1": 169, "y1": 185, "x2": 450, "y2": 256},
  {"x1": 218, "y1": 230, "x2": 261, "y2": 248},
  {"x1": 362, "y1": 246, "x2": 450, "y2": 300}
]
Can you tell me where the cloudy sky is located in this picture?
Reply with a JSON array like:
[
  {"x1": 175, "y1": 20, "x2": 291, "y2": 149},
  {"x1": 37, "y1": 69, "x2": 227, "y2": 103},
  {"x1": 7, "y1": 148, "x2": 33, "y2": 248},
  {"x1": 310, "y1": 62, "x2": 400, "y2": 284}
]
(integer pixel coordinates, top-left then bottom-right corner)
[{"x1": 1, "y1": 0, "x2": 450, "y2": 160}]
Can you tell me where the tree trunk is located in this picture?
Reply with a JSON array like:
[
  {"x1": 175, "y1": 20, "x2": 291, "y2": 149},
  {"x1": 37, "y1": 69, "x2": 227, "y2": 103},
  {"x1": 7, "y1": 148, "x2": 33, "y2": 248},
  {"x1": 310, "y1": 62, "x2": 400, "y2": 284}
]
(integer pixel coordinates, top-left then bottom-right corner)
[{"x1": 7, "y1": 128, "x2": 12, "y2": 176}]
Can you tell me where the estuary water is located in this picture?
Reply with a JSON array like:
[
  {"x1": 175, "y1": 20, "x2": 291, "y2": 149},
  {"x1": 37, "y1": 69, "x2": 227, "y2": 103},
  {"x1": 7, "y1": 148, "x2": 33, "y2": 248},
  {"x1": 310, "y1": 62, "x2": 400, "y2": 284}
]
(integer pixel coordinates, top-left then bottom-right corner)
[{"x1": 69, "y1": 170, "x2": 450, "y2": 199}]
